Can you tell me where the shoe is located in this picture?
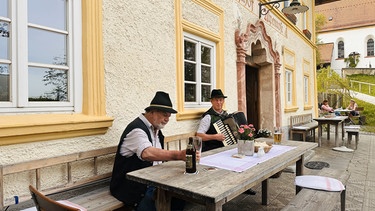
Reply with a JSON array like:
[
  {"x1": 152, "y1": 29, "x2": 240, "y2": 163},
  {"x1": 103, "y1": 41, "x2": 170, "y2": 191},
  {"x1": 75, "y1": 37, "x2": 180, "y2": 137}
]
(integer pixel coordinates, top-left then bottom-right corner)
[{"x1": 245, "y1": 188, "x2": 256, "y2": 195}]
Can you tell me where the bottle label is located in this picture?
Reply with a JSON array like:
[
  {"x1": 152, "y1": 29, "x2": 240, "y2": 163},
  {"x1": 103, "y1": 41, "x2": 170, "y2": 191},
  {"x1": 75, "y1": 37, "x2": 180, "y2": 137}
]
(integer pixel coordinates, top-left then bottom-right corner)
[{"x1": 186, "y1": 155, "x2": 193, "y2": 168}]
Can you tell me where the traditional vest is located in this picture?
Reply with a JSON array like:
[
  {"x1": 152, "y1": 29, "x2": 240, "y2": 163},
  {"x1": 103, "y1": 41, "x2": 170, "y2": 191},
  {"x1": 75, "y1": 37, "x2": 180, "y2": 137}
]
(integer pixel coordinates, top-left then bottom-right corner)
[
  {"x1": 110, "y1": 117, "x2": 164, "y2": 206},
  {"x1": 201, "y1": 107, "x2": 228, "y2": 152}
]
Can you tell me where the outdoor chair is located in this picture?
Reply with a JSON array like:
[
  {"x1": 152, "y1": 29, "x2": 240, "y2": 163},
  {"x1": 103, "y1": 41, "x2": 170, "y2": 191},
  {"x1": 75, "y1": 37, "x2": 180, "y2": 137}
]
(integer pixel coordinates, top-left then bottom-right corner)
[
  {"x1": 348, "y1": 107, "x2": 365, "y2": 125},
  {"x1": 29, "y1": 185, "x2": 84, "y2": 211}
]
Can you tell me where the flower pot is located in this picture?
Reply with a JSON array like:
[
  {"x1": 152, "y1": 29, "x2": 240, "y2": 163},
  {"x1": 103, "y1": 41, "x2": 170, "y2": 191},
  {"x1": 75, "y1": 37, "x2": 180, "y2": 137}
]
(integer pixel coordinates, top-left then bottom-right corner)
[{"x1": 237, "y1": 140, "x2": 254, "y2": 156}]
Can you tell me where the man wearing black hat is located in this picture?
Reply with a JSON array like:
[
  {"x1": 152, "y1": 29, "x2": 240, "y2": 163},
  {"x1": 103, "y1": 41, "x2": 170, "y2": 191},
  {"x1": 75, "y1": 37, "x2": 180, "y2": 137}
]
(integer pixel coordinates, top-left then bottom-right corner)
[
  {"x1": 196, "y1": 89, "x2": 229, "y2": 152},
  {"x1": 196, "y1": 89, "x2": 257, "y2": 195},
  {"x1": 110, "y1": 91, "x2": 186, "y2": 211}
]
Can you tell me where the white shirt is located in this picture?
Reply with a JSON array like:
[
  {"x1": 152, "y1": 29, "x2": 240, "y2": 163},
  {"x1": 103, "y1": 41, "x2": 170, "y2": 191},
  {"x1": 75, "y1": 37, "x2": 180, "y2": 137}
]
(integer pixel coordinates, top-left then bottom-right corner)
[{"x1": 120, "y1": 114, "x2": 162, "y2": 165}]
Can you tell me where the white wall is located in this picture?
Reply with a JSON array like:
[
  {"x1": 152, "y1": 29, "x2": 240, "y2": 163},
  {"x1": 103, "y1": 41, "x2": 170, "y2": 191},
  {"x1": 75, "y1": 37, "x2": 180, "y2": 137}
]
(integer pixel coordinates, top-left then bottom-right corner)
[{"x1": 319, "y1": 27, "x2": 375, "y2": 75}]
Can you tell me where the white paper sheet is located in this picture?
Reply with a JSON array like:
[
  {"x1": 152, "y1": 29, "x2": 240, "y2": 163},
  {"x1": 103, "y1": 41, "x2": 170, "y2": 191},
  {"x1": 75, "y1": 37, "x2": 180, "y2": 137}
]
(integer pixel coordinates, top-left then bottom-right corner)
[{"x1": 200, "y1": 145, "x2": 296, "y2": 172}]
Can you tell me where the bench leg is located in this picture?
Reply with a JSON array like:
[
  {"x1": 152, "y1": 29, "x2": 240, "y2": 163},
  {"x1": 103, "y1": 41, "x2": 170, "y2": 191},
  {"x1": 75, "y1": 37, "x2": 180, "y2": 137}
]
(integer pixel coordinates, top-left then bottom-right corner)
[
  {"x1": 302, "y1": 133, "x2": 306, "y2": 142},
  {"x1": 347, "y1": 133, "x2": 352, "y2": 145},
  {"x1": 355, "y1": 134, "x2": 359, "y2": 150},
  {"x1": 341, "y1": 187, "x2": 346, "y2": 211}
]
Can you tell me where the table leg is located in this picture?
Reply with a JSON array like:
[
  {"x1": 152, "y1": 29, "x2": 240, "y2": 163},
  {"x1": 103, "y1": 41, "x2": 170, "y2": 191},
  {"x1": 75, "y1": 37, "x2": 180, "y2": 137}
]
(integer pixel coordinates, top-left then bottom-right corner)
[
  {"x1": 205, "y1": 201, "x2": 223, "y2": 211},
  {"x1": 318, "y1": 124, "x2": 322, "y2": 147},
  {"x1": 156, "y1": 188, "x2": 171, "y2": 211},
  {"x1": 262, "y1": 179, "x2": 268, "y2": 205},
  {"x1": 335, "y1": 123, "x2": 339, "y2": 146},
  {"x1": 296, "y1": 155, "x2": 304, "y2": 194},
  {"x1": 327, "y1": 124, "x2": 330, "y2": 140}
]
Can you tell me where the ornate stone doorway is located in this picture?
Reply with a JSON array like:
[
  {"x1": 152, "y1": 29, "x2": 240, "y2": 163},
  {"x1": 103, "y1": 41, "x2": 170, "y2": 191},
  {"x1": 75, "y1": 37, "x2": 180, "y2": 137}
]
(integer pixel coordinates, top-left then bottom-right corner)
[{"x1": 235, "y1": 20, "x2": 282, "y2": 130}]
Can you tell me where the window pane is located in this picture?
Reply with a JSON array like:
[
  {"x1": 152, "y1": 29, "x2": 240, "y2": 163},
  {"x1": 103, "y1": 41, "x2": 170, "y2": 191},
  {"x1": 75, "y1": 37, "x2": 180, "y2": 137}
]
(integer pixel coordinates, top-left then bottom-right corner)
[
  {"x1": 184, "y1": 40, "x2": 196, "y2": 61},
  {"x1": 0, "y1": 0, "x2": 8, "y2": 17},
  {"x1": 28, "y1": 0, "x2": 66, "y2": 30},
  {"x1": 184, "y1": 62, "x2": 196, "y2": 81},
  {"x1": 29, "y1": 67, "x2": 68, "y2": 101},
  {"x1": 0, "y1": 64, "x2": 10, "y2": 101},
  {"x1": 201, "y1": 46, "x2": 211, "y2": 65},
  {"x1": 201, "y1": 85, "x2": 211, "y2": 102},
  {"x1": 28, "y1": 28, "x2": 67, "y2": 65},
  {"x1": 201, "y1": 66, "x2": 211, "y2": 83},
  {"x1": 0, "y1": 21, "x2": 9, "y2": 59},
  {"x1": 338, "y1": 41, "x2": 344, "y2": 58},
  {"x1": 368, "y1": 39, "x2": 374, "y2": 56},
  {"x1": 185, "y1": 83, "x2": 196, "y2": 102}
]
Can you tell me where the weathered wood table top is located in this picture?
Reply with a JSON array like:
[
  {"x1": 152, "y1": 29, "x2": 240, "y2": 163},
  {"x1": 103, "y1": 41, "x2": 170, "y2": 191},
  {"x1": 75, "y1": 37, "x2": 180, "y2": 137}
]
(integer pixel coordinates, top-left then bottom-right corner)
[{"x1": 127, "y1": 139, "x2": 318, "y2": 211}]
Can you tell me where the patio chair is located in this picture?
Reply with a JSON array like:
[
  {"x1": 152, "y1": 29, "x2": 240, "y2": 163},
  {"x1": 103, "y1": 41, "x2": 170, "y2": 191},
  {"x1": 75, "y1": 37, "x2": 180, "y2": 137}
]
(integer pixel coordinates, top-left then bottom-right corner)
[
  {"x1": 348, "y1": 107, "x2": 365, "y2": 125},
  {"x1": 29, "y1": 185, "x2": 83, "y2": 211}
]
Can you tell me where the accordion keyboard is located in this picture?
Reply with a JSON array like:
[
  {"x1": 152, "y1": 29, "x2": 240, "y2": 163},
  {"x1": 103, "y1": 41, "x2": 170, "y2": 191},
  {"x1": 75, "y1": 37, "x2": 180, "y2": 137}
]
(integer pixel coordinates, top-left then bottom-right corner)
[{"x1": 213, "y1": 119, "x2": 237, "y2": 146}]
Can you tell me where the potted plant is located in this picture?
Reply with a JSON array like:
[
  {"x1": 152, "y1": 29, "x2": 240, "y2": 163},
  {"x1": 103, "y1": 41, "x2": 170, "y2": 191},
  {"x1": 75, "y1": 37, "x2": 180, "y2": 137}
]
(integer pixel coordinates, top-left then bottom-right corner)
[
  {"x1": 257, "y1": 128, "x2": 272, "y2": 138},
  {"x1": 237, "y1": 124, "x2": 256, "y2": 156}
]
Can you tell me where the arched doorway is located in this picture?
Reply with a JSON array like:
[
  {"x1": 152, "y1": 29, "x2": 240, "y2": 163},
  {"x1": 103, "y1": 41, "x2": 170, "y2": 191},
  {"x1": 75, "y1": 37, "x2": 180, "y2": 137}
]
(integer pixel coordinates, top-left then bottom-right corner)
[{"x1": 235, "y1": 20, "x2": 282, "y2": 131}]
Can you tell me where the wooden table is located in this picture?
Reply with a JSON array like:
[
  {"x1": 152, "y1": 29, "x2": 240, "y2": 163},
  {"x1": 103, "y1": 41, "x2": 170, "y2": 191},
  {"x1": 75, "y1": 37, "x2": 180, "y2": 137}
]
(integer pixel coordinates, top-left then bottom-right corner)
[
  {"x1": 313, "y1": 116, "x2": 348, "y2": 147},
  {"x1": 127, "y1": 140, "x2": 318, "y2": 211}
]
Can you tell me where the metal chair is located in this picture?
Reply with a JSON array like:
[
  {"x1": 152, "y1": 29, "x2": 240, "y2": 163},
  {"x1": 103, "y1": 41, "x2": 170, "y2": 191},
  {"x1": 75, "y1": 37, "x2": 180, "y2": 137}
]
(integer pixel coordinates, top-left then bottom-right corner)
[{"x1": 29, "y1": 185, "x2": 81, "y2": 211}]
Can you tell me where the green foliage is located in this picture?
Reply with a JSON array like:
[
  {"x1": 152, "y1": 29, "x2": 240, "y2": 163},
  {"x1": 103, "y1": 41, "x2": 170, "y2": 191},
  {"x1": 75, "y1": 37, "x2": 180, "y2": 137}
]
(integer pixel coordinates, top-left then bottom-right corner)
[
  {"x1": 344, "y1": 54, "x2": 360, "y2": 68},
  {"x1": 343, "y1": 74, "x2": 375, "y2": 132},
  {"x1": 347, "y1": 74, "x2": 375, "y2": 97},
  {"x1": 317, "y1": 67, "x2": 351, "y2": 95}
]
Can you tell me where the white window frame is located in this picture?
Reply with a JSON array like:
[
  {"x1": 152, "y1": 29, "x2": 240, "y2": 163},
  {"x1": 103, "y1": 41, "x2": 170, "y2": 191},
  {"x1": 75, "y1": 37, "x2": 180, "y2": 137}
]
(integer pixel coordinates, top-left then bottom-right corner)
[
  {"x1": 0, "y1": 0, "x2": 82, "y2": 113},
  {"x1": 285, "y1": 70, "x2": 292, "y2": 105},
  {"x1": 303, "y1": 75, "x2": 309, "y2": 104},
  {"x1": 183, "y1": 32, "x2": 215, "y2": 108}
]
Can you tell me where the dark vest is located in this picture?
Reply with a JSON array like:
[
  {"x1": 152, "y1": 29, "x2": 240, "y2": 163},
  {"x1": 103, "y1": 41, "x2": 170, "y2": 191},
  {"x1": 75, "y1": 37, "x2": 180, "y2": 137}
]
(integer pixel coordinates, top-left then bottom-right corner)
[
  {"x1": 201, "y1": 107, "x2": 228, "y2": 152},
  {"x1": 110, "y1": 117, "x2": 164, "y2": 206}
]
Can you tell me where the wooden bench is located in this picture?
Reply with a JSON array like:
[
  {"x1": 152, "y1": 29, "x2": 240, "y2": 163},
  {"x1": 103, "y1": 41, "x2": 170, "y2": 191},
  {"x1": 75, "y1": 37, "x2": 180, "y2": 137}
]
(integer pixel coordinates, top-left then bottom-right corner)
[
  {"x1": 1, "y1": 132, "x2": 195, "y2": 211},
  {"x1": 0, "y1": 146, "x2": 123, "y2": 211},
  {"x1": 282, "y1": 168, "x2": 349, "y2": 211},
  {"x1": 290, "y1": 114, "x2": 318, "y2": 142},
  {"x1": 345, "y1": 125, "x2": 360, "y2": 149}
]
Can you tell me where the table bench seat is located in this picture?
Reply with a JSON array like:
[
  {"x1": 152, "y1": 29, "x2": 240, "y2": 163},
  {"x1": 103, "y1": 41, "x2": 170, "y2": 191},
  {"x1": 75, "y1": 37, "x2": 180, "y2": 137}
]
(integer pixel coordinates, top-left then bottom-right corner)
[
  {"x1": 68, "y1": 186, "x2": 124, "y2": 211},
  {"x1": 282, "y1": 168, "x2": 349, "y2": 211},
  {"x1": 290, "y1": 114, "x2": 318, "y2": 142}
]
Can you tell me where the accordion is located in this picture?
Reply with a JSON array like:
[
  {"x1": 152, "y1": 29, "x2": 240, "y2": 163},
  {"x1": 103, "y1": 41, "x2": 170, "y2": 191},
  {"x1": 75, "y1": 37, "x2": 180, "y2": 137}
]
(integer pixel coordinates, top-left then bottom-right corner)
[{"x1": 213, "y1": 111, "x2": 247, "y2": 146}]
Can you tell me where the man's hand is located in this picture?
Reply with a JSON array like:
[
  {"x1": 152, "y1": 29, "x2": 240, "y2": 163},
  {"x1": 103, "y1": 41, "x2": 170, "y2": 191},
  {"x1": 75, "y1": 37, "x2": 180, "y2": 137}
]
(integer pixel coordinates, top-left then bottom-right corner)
[{"x1": 215, "y1": 133, "x2": 226, "y2": 142}]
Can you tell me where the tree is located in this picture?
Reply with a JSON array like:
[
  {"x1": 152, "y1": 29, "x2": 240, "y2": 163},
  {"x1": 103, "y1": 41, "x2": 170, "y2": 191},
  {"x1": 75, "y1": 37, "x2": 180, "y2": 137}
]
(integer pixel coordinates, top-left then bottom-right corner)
[{"x1": 317, "y1": 66, "x2": 352, "y2": 106}]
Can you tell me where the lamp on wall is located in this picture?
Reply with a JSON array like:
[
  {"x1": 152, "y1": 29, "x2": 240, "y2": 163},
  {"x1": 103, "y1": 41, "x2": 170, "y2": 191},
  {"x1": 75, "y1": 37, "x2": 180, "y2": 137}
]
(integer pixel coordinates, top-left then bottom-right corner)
[{"x1": 259, "y1": 0, "x2": 309, "y2": 19}]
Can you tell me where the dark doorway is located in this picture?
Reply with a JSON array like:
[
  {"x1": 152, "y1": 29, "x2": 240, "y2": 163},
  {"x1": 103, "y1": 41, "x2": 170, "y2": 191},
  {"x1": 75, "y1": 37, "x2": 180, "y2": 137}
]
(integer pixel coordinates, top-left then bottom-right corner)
[{"x1": 246, "y1": 65, "x2": 259, "y2": 130}]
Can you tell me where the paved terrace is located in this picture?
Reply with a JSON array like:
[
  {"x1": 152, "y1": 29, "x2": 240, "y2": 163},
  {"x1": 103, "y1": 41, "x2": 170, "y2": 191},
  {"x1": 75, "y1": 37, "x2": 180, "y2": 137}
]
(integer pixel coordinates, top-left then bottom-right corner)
[
  {"x1": 7, "y1": 131, "x2": 375, "y2": 211},
  {"x1": 185, "y1": 131, "x2": 375, "y2": 211}
]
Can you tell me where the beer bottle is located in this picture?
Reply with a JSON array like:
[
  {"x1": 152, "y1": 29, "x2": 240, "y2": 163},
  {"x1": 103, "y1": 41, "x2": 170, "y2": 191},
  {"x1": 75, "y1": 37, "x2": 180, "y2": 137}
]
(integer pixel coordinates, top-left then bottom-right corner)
[{"x1": 185, "y1": 137, "x2": 196, "y2": 173}]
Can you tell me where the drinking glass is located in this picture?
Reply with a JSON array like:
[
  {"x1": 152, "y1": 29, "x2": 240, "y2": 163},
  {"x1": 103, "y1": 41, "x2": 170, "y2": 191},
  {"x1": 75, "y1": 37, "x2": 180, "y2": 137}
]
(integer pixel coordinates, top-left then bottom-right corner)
[
  {"x1": 192, "y1": 136, "x2": 202, "y2": 163},
  {"x1": 274, "y1": 127, "x2": 282, "y2": 145}
]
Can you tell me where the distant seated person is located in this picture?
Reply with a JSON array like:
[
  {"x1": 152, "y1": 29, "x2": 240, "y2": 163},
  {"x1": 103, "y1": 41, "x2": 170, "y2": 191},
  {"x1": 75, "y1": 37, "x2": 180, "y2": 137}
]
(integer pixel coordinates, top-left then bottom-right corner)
[
  {"x1": 321, "y1": 100, "x2": 340, "y2": 116},
  {"x1": 346, "y1": 99, "x2": 359, "y2": 116}
]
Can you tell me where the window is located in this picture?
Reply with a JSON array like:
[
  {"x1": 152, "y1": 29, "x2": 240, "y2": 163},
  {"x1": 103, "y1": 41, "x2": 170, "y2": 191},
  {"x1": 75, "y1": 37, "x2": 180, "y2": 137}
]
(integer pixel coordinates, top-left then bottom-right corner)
[
  {"x1": 367, "y1": 38, "x2": 374, "y2": 56},
  {"x1": 0, "y1": 1, "x2": 113, "y2": 146},
  {"x1": 285, "y1": 70, "x2": 292, "y2": 105},
  {"x1": 338, "y1": 41, "x2": 344, "y2": 58},
  {"x1": 183, "y1": 33, "x2": 215, "y2": 108},
  {"x1": 0, "y1": 0, "x2": 81, "y2": 113},
  {"x1": 303, "y1": 76, "x2": 308, "y2": 104}
]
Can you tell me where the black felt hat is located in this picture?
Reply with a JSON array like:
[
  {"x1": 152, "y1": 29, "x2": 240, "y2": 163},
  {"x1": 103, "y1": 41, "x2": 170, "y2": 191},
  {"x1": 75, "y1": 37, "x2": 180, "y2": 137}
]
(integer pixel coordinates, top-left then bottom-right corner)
[
  {"x1": 209, "y1": 89, "x2": 227, "y2": 99},
  {"x1": 145, "y1": 91, "x2": 177, "y2": 113}
]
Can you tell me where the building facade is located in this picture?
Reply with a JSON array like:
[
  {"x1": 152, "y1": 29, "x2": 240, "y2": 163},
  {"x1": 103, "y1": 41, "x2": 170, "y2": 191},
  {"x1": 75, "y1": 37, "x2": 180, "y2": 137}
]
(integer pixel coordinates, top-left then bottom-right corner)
[
  {"x1": 316, "y1": 0, "x2": 375, "y2": 75},
  {"x1": 0, "y1": 0, "x2": 317, "y2": 205}
]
